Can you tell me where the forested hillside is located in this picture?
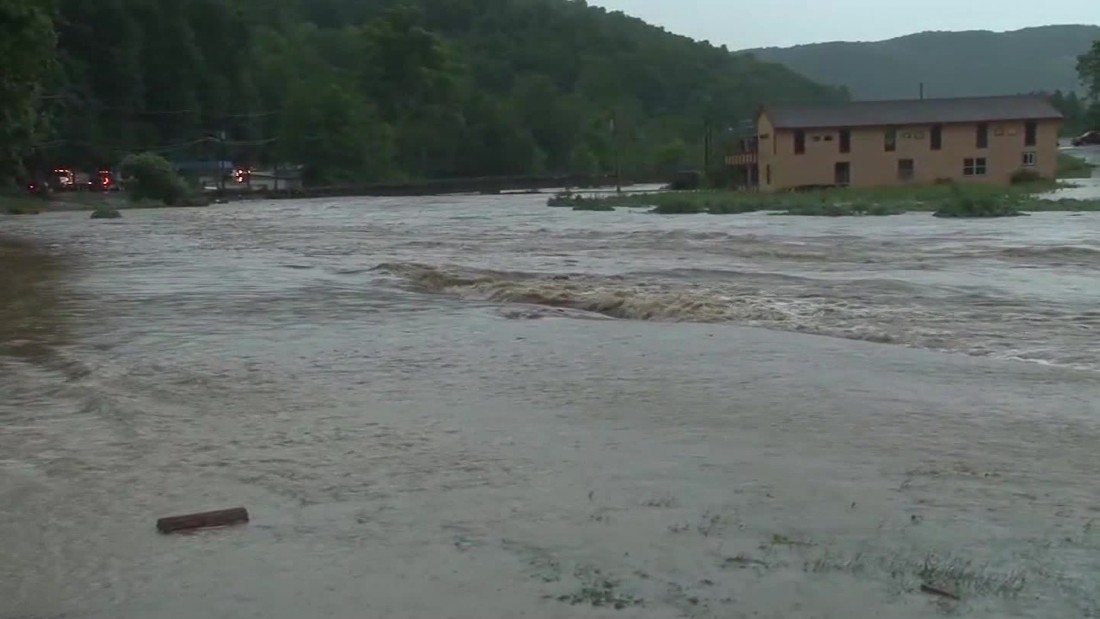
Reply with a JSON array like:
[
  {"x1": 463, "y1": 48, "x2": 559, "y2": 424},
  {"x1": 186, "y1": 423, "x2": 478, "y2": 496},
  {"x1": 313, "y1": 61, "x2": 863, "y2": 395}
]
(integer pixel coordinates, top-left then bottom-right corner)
[
  {"x1": 3, "y1": 0, "x2": 845, "y2": 185},
  {"x1": 748, "y1": 25, "x2": 1100, "y2": 101}
]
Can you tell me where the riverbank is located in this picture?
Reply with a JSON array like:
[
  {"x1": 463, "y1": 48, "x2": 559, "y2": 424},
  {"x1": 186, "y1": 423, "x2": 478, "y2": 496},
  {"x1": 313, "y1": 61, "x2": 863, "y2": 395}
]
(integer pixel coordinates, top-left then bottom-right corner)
[{"x1": 1, "y1": 192, "x2": 185, "y2": 215}]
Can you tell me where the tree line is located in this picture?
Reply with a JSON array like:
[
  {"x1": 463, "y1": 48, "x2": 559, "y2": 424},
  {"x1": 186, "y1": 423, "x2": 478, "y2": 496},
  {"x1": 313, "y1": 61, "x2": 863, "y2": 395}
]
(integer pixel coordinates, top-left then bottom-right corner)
[
  {"x1": 1077, "y1": 41, "x2": 1100, "y2": 134},
  {"x1": 1049, "y1": 90, "x2": 1100, "y2": 137},
  {"x1": 1, "y1": 0, "x2": 843, "y2": 186}
]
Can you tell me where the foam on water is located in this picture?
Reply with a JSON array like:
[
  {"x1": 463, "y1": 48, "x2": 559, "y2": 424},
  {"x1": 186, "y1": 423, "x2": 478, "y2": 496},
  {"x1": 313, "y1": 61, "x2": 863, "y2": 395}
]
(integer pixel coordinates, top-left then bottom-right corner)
[{"x1": 374, "y1": 261, "x2": 1100, "y2": 371}]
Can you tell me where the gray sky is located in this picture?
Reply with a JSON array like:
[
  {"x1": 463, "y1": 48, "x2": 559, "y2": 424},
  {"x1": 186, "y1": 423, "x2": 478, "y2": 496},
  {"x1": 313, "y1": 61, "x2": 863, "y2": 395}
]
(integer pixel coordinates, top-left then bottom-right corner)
[{"x1": 590, "y1": 0, "x2": 1100, "y2": 49}]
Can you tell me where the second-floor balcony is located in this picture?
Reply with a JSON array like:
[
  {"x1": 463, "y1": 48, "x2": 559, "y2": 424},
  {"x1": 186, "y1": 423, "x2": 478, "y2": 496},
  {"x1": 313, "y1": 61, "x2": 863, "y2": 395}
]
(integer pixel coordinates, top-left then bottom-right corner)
[
  {"x1": 725, "y1": 152, "x2": 757, "y2": 166},
  {"x1": 725, "y1": 135, "x2": 758, "y2": 166}
]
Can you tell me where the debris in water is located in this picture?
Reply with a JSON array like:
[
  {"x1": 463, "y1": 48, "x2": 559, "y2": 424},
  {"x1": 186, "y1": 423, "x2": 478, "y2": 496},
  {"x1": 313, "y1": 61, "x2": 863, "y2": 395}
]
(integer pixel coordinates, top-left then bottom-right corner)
[
  {"x1": 920, "y1": 584, "x2": 960, "y2": 601},
  {"x1": 156, "y1": 507, "x2": 250, "y2": 534}
]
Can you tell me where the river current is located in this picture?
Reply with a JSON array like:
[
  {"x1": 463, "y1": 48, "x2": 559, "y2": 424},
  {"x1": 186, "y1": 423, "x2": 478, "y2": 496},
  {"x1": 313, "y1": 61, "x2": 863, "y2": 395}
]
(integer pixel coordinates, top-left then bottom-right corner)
[{"x1": 3, "y1": 159, "x2": 1100, "y2": 617}]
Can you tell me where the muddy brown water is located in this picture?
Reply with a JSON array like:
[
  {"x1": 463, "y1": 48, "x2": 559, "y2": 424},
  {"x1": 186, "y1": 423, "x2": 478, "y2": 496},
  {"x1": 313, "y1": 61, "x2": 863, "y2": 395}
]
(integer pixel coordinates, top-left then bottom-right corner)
[{"x1": 3, "y1": 169, "x2": 1100, "y2": 617}]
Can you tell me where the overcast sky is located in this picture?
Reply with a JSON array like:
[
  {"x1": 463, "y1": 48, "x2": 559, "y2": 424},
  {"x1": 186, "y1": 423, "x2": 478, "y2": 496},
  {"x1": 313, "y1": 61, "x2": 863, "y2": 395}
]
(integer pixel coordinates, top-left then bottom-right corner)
[{"x1": 590, "y1": 0, "x2": 1100, "y2": 49}]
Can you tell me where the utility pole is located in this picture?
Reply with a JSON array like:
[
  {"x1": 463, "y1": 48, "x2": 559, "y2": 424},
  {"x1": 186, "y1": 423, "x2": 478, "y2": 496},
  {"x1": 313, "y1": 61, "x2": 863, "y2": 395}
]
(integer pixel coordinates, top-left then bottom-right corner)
[
  {"x1": 703, "y1": 120, "x2": 712, "y2": 170},
  {"x1": 919, "y1": 82, "x2": 925, "y2": 100},
  {"x1": 611, "y1": 111, "x2": 621, "y2": 194},
  {"x1": 216, "y1": 131, "x2": 228, "y2": 192}
]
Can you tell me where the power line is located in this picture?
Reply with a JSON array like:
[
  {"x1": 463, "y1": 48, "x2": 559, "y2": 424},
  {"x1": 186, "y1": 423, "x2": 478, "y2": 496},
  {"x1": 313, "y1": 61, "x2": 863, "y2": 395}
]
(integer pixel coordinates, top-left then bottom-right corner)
[
  {"x1": 29, "y1": 135, "x2": 289, "y2": 160},
  {"x1": 40, "y1": 93, "x2": 285, "y2": 120}
]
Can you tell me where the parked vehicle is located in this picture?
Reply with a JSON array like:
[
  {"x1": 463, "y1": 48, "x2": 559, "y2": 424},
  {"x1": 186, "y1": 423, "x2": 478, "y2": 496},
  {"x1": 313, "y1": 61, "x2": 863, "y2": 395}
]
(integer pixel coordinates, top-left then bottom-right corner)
[{"x1": 1071, "y1": 130, "x2": 1100, "y2": 147}]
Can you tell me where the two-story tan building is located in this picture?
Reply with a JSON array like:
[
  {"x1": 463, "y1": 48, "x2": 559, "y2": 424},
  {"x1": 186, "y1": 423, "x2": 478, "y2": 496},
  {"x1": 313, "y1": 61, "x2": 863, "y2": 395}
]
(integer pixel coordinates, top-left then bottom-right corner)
[{"x1": 730, "y1": 95, "x2": 1063, "y2": 191}]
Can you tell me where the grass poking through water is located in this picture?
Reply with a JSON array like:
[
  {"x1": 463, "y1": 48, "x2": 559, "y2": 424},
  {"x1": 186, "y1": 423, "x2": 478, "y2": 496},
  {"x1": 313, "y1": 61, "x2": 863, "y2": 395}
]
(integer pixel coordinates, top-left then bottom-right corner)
[
  {"x1": 549, "y1": 180, "x2": 1100, "y2": 218},
  {"x1": 1, "y1": 195, "x2": 46, "y2": 215},
  {"x1": 1057, "y1": 153, "x2": 1097, "y2": 179}
]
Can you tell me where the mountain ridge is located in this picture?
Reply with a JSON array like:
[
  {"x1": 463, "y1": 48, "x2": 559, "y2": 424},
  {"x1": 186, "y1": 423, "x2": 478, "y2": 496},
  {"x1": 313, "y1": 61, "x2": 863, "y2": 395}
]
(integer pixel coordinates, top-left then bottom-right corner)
[
  {"x1": 36, "y1": 0, "x2": 845, "y2": 183},
  {"x1": 745, "y1": 25, "x2": 1100, "y2": 101}
]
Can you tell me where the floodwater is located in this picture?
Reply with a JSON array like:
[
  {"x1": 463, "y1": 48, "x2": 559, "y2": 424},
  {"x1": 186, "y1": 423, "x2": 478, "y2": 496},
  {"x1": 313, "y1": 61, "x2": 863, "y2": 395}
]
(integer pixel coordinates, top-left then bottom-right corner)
[{"x1": 3, "y1": 160, "x2": 1100, "y2": 618}]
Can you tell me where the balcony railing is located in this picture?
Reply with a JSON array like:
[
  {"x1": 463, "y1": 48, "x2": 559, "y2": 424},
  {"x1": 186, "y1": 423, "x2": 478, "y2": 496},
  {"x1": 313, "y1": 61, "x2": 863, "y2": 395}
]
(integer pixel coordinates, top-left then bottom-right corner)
[{"x1": 725, "y1": 152, "x2": 757, "y2": 166}]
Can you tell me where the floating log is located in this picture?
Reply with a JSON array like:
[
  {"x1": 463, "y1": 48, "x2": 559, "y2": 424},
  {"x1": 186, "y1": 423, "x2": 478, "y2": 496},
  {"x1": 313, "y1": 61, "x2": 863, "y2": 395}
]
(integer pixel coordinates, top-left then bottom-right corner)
[
  {"x1": 920, "y1": 584, "x2": 960, "y2": 601},
  {"x1": 156, "y1": 507, "x2": 249, "y2": 534}
]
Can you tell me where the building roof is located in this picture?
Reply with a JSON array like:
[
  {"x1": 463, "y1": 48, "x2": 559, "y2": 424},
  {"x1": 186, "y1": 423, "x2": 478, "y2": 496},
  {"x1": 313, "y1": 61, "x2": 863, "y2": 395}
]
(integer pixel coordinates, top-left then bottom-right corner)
[{"x1": 763, "y1": 95, "x2": 1063, "y2": 130}]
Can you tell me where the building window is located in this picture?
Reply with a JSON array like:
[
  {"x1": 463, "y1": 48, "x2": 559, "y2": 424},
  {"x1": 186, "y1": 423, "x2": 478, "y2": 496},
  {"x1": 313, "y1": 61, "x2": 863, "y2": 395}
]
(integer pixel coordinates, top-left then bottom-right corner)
[
  {"x1": 898, "y1": 159, "x2": 915, "y2": 181},
  {"x1": 812, "y1": 135, "x2": 822, "y2": 142},
  {"x1": 765, "y1": 164, "x2": 772, "y2": 185},
  {"x1": 976, "y1": 123, "x2": 989, "y2": 149},
  {"x1": 964, "y1": 157, "x2": 987, "y2": 176},
  {"x1": 884, "y1": 128, "x2": 897, "y2": 152},
  {"x1": 834, "y1": 162, "x2": 851, "y2": 186},
  {"x1": 839, "y1": 129, "x2": 851, "y2": 153},
  {"x1": 931, "y1": 124, "x2": 942, "y2": 150},
  {"x1": 1025, "y1": 121, "x2": 1037, "y2": 147},
  {"x1": 794, "y1": 130, "x2": 806, "y2": 155},
  {"x1": 1022, "y1": 152, "x2": 1036, "y2": 167},
  {"x1": 823, "y1": 135, "x2": 834, "y2": 142}
]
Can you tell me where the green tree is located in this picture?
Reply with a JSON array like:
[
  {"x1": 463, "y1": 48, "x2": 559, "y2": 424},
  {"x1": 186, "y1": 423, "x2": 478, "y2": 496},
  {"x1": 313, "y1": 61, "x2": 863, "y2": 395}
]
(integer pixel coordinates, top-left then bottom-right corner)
[
  {"x1": 37, "y1": 0, "x2": 845, "y2": 184},
  {"x1": 455, "y1": 94, "x2": 541, "y2": 176},
  {"x1": 568, "y1": 145, "x2": 600, "y2": 176},
  {"x1": 278, "y1": 78, "x2": 393, "y2": 184},
  {"x1": 359, "y1": 5, "x2": 460, "y2": 119},
  {"x1": 52, "y1": 0, "x2": 143, "y2": 165},
  {"x1": 653, "y1": 139, "x2": 690, "y2": 176},
  {"x1": 1086, "y1": 103, "x2": 1100, "y2": 131},
  {"x1": 1078, "y1": 41, "x2": 1100, "y2": 101},
  {"x1": 0, "y1": 0, "x2": 57, "y2": 182}
]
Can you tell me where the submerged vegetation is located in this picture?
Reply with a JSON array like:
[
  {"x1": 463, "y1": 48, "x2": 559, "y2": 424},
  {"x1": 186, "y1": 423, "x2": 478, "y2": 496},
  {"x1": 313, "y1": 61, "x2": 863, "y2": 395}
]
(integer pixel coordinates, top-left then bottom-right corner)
[
  {"x1": 1, "y1": 195, "x2": 45, "y2": 215},
  {"x1": 933, "y1": 185, "x2": 1025, "y2": 218},
  {"x1": 550, "y1": 182, "x2": 1100, "y2": 218},
  {"x1": 90, "y1": 206, "x2": 122, "y2": 219},
  {"x1": 572, "y1": 202, "x2": 616, "y2": 212}
]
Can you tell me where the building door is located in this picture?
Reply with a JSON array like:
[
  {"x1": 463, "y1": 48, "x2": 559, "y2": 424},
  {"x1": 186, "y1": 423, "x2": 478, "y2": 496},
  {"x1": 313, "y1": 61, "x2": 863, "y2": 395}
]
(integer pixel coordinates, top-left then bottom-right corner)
[{"x1": 834, "y1": 162, "x2": 851, "y2": 186}]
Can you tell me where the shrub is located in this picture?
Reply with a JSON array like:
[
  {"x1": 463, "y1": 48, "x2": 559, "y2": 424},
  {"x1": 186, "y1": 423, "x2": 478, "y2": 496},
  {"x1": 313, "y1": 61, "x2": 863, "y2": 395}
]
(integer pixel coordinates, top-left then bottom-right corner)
[
  {"x1": 776, "y1": 202, "x2": 904, "y2": 216},
  {"x1": 90, "y1": 206, "x2": 122, "y2": 219},
  {"x1": 934, "y1": 184, "x2": 1024, "y2": 218},
  {"x1": 706, "y1": 200, "x2": 761, "y2": 215},
  {"x1": 119, "y1": 153, "x2": 194, "y2": 206},
  {"x1": 1010, "y1": 168, "x2": 1044, "y2": 184},
  {"x1": 669, "y1": 170, "x2": 703, "y2": 190},
  {"x1": 572, "y1": 202, "x2": 615, "y2": 211},
  {"x1": 652, "y1": 197, "x2": 705, "y2": 214},
  {"x1": 548, "y1": 192, "x2": 585, "y2": 207}
]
